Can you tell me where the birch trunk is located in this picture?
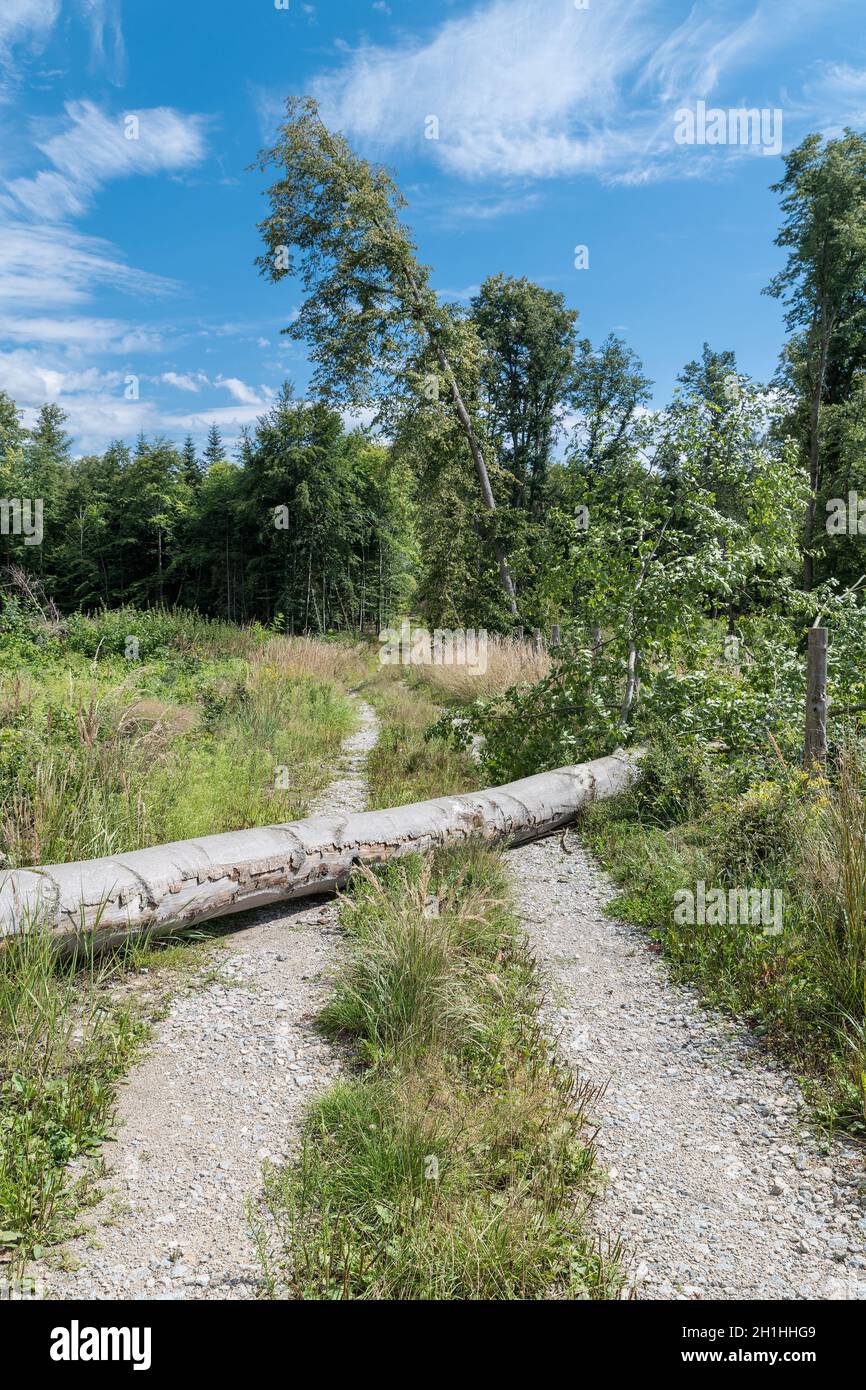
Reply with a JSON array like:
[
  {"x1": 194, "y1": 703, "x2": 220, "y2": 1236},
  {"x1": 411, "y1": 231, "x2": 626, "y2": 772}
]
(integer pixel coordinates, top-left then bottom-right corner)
[{"x1": 1, "y1": 751, "x2": 641, "y2": 951}]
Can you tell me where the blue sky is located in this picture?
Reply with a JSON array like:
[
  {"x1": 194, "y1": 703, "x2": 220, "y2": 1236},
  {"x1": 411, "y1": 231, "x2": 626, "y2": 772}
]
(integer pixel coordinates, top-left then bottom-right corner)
[{"x1": 1, "y1": 0, "x2": 864, "y2": 454}]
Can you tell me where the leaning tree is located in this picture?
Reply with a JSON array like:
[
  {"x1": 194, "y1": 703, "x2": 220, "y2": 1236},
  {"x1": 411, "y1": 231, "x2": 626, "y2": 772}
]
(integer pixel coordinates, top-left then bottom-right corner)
[{"x1": 253, "y1": 95, "x2": 518, "y2": 617}]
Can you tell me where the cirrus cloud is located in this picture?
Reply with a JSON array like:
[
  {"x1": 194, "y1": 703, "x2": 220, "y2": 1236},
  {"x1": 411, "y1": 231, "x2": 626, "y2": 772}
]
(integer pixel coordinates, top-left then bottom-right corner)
[{"x1": 4, "y1": 100, "x2": 210, "y2": 220}]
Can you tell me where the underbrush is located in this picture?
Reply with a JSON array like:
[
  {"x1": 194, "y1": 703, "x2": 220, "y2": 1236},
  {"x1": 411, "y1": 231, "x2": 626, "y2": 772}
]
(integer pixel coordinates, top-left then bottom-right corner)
[
  {"x1": 0, "y1": 601, "x2": 360, "y2": 864},
  {"x1": 255, "y1": 846, "x2": 620, "y2": 1300},
  {"x1": 419, "y1": 613, "x2": 866, "y2": 1136}
]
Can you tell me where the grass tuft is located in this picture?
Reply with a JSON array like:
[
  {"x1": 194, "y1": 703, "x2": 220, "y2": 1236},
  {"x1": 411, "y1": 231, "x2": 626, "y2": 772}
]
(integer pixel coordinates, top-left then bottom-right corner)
[{"x1": 255, "y1": 845, "x2": 620, "y2": 1301}]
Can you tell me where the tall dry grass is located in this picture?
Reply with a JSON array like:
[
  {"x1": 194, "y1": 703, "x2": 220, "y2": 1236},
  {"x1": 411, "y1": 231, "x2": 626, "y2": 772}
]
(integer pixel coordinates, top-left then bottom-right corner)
[
  {"x1": 365, "y1": 673, "x2": 480, "y2": 809},
  {"x1": 0, "y1": 633, "x2": 362, "y2": 867},
  {"x1": 259, "y1": 635, "x2": 369, "y2": 687},
  {"x1": 407, "y1": 634, "x2": 551, "y2": 703}
]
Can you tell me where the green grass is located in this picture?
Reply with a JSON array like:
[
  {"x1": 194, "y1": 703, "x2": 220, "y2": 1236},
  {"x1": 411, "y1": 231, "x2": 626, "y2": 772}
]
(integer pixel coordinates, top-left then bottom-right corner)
[
  {"x1": 0, "y1": 913, "x2": 239, "y2": 1270},
  {"x1": 254, "y1": 846, "x2": 621, "y2": 1301},
  {"x1": 249, "y1": 663, "x2": 618, "y2": 1300},
  {"x1": 0, "y1": 605, "x2": 360, "y2": 865},
  {"x1": 0, "y1": 603, "x2": 368, "y2": 1269},
  {"x1": 0, "y1": 921, "x2": 146, "y2": 1269},
  {"x1": 363, "y1": 669, "x2": 480, "y2": 809}
]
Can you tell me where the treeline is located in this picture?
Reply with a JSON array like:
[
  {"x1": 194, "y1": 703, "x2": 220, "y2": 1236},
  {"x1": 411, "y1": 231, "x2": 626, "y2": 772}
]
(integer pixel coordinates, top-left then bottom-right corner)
[
  {"x1": 0, "y1": 321, "x2": 796, "y2": 640},
  {"x1": 0, "y1": 386, "x2": 414, "y2": 631},
  {"x1": 3, "y1": 126, "x2": 866, "y2": 641}
]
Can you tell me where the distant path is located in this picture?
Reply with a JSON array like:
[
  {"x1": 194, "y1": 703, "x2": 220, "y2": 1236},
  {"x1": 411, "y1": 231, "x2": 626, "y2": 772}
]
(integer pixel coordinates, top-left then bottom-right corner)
[
  {"x1": 44, "y1": 700, "x2": 379, "y2": 1302},
  {"x1": 509, "y1": 832, "x2": 866, "y2": 1301}
]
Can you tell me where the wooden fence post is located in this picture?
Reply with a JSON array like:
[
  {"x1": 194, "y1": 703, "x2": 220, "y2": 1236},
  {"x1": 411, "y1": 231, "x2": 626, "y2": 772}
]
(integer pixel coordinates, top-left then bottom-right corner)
[
  {"x1": 804, "y1": 625, "x2": 828, "y2": 771},
  {"x1": 550, "y1": 624, "x2": 561, "y2": 647}
]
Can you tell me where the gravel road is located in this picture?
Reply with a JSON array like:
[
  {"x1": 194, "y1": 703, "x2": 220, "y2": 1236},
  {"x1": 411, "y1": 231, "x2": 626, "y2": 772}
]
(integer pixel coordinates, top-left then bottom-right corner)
[
  {"x1": 510, "y1": 831, "x2": 866, "y2": 1301},
  {"x1": 43, "y1": 700, "x2": 379, "y2": 1302},
  {"x1": 42, "y1": 724, "x2": 866, "y2": 1302}
]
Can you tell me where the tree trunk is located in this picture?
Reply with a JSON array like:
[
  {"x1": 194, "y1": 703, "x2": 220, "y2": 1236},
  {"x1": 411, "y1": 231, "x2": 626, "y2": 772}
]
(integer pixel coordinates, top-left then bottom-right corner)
[
  {"x1": 396, "y1": 251, "x2": 518, "y2": 618},
  {"x1": 620, "y1": 639, "x2": 639, "y2": 729},
  {"x1": 433, "y1": 341, "x2": 518, "y2": 618},
  {"x1": 804, "y1": 312, "x2": 830, "y2": 592},
  {"x1": 1, "y1": 751, "x2": 642, "y2": 951},
  {"x1": 804, "y1": 624, "x2": 828, "y2": 770}
]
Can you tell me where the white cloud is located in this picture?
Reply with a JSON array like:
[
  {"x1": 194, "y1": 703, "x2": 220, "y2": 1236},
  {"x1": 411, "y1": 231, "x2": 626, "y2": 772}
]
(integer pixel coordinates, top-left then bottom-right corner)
[
  {"x1": 0, "y1": 0, "x2": 61, "y2": 51},
  {"x1": 161, "y1": 370, "x2": 209, "y2": 392},
  {"x1": 0, "y1": 348, "x2": 124, "y2": 407},
  {"x1": 439, "y1": 192, "x2": 542, "y2": 223},
  {"x1": 637, "y1": 3, "x2": 767, "y2": 103},
  {"x1": 77, "y1": 0, "x2": 126, "y2": 85},
  {"x1": 0, "y1": 313, "x2": 168, "y2": 355},
  {"x1": 311, "y1": 0, "x2": 654, "y2": 179},
  {"x1": 0, "y1": 221, "x2": 177, "y2": 307},
  {"x1": 24, "y1": 395, "x2": 158, "y2": 454},
  {"x1": 0, "y1": 1, "x2": 125, "y2": 98},
  {"x1": 434, "y1": 284, "x2": 481, "y2": 302},
  {"x1": 0, "y1": 93, "x2": 210, "y2": 433},
  {"x1": 303, "y1": 0, "x2": 837, "y2": 184},
  {"x1": 0, "y1": 348, "x2": 274, "y2": 454},
  {"x1": 215, "y1": 375, "x2": 271, "y2": 406},
  {"x1": 4, "y1": 100, "x2": 209, "y2": 220},
  {"x1": 169, "y1": 403, "x2": 268, "y2": 431},
  {"x1": 796, "y1": 62, "x2": 866, "y2": 132}
]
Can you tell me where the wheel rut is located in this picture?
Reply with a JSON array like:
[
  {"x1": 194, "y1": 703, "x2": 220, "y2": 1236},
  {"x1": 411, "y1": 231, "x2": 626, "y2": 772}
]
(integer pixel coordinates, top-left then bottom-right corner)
[
  {"x1": 43, "y1": 701, "x2": 379, "y2": 1302},
  {"x1": 509, "y1": 831, "x2": 866, "y2": 1301}
]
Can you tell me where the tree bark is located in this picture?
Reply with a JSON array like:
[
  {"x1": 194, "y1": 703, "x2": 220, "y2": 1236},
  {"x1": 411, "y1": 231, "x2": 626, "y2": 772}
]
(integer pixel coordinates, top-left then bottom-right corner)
[
  {"x1": 804, "y1": 306, "x2": 832, "y2": 592},
  {"x1": 433, "y1": 341, "x2": 519, "y2": 617},
  {"x1": 1, "y1": 751, "x2": 642, "y2": 951}
]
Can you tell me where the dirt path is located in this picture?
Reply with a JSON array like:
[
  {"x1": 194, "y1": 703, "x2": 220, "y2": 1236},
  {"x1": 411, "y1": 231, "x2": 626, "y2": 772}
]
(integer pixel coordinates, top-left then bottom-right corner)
[
  {"x1": 44, "y1": 699, "x2": 379, "y2": 1302},
  {"x1": 509, "y1": 832, "x2": 866, "y2": 1301}
]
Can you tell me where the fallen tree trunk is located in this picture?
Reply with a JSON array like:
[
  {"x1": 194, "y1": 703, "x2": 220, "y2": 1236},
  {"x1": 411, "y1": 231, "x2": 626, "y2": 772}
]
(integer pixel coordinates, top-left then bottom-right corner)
[{"x1": 0, "y1": 751, "x2": 641, "y2": 950}]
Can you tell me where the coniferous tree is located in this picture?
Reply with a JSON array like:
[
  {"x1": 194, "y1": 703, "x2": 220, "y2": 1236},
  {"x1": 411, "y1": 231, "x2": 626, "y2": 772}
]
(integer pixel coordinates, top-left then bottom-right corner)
[
  {"x1": 181, "y1": 435, "x2": 201, "y2": 489},
  {"x1": 203, "y1": 423, "x2": 225, "y2": 469}
]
